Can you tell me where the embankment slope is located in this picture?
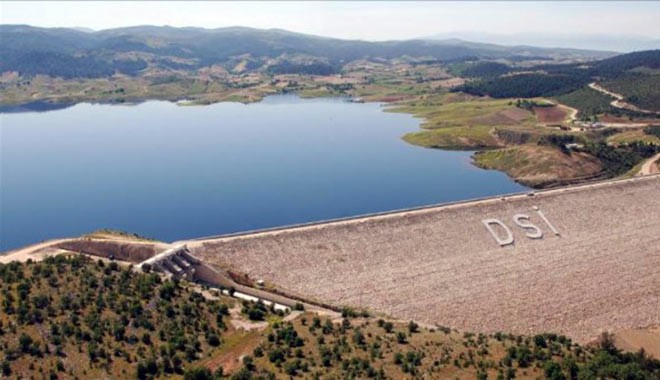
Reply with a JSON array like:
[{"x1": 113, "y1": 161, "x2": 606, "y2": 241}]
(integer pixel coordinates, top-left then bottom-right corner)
[{"x1": 189, "y1": 176, "x2": 660, "y2": 343}]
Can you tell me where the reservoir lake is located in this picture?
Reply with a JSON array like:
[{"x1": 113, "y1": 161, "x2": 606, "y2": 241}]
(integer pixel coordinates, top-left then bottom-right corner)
[{"x1": 1, "y1": 95, "x2": 526, "y2": 251}]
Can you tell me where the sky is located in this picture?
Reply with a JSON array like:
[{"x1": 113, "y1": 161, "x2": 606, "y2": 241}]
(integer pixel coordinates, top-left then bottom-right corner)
[{"x1": 1, "y1": 1, "x2": 659, "y2": 41}]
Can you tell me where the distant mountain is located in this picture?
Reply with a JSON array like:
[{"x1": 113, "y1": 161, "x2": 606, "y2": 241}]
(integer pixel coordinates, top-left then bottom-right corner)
[
  {"x1": 70, "y1": 27, "x2": 96, "y2": 33},
  {"x1": 425, "y1": 32, "x2": 660, "y2": 53},
  {"x1": 0, "y1": 25, "x2": 617, "y2": 79}
]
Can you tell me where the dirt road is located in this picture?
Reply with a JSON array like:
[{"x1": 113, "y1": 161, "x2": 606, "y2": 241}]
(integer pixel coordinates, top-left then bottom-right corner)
[
  {"x1": 588, "y1": 82, "x2": 659, "y2": 115},
  {"x1": 560, "y1": 104, "x2": 578, "y2": 123},
  {"x1": 0, "y1": 238, "x2": 72, "y2": 263},
  {"x1": 638, "y1": 152, "x2": 660, "y2": 176}
]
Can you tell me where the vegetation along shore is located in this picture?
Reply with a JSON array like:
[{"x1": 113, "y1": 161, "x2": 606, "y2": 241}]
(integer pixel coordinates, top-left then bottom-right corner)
[{"x1": 2, "y1": 25, "x2": 660, "y2": 187}]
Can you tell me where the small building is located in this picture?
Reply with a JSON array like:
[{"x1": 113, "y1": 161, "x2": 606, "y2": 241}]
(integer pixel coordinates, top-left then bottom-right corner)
[{"x1": 565, "y1": 143, "x2": 584, "y2": 150}]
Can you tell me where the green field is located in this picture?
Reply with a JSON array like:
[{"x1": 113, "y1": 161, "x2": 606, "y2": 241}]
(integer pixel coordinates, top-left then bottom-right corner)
[
  {"x1": 389, "y1": 94, "x2": 532, "y2": 130},
  {"x1": 403, "y1": 125, "x2": 501, "y2": 150}
]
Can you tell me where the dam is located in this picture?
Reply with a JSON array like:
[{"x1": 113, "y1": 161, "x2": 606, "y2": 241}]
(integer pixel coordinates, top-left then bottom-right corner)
[
  {"x1": 182, "y1": 175, "x2": 660, "y2": 343},
  {"x1": 3, "y1": 175, "x2": 659, "y2": 344}
]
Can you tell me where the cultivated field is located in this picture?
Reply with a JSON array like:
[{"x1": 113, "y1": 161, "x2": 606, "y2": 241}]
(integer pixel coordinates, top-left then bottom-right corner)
[
  {"x1": 190, "y1": 176, "x2": 660, "y2": 344},
  {"x1": 533, "y1": 105, "x2": 569, "y2": 124}
]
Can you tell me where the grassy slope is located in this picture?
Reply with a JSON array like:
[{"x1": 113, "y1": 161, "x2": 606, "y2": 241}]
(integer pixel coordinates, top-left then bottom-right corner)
[
  {"x1": 389, "y1": 93, "x2": 615, "y2": 188},
  {"x1": 608, "y1": 130, "x2": 660, "y2": 145},
  {"x1": 554, "y1": 86, "x2": 613, "y2": 119},
  {"x1": 390, "y1": 94, "x2": 541, "y2": 150},
  {"x1": 402, "y1": 125, "x2": 501, "y2": 150},
  {"x1": 473, "y1": 145, "x2": 604, "y2": 187},
  {"x1": 0, "y1": 256, "x2": 241, "y2": 379},
  {"x1": 389, "y1": 95, "x2": 530, "y2": 130},
  {"x1": 82, "y1": 228, "x2": 157, "y2": 242}
]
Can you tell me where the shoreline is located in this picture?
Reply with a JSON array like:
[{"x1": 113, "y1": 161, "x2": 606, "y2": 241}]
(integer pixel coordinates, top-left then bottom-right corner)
[{"x1": 3, "y1": 173, "x2": 657, "y2": 256}]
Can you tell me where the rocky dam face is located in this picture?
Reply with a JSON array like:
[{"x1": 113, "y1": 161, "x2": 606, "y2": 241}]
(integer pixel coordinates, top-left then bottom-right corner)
[{"x1": 188, "y1": 175, "x2": 660, "y2": 343}]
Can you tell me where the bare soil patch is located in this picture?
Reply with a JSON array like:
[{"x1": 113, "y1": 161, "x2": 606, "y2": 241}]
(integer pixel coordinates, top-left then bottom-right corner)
[
  {"x1": 56, "y1": 239, "x2": 166, "y2": 262},
  {"x1": 601, "y1": 114, "x2": 658, "y2": 124},
  {"x1": 534, "y1": 106, "x2": 568, "y2": 123},
  {"x1": 472, "y1": 108, "x2": 531, "y2": 125},
  {"x1": 429, "y1": 77, "x2": 465, "y2": 88},
  {"x1": 615, "y1": 327, "x2": 660, "y2": 359}
]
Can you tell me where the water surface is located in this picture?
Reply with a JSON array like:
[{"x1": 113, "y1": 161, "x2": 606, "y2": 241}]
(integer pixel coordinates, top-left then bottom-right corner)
[{"x1": 1, "y1": 95, "x2": 525, "y2": 251}]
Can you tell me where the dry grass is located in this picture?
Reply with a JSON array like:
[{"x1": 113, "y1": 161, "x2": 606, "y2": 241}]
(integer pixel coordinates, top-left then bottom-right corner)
[
  {"x1": 473, "y1": 145, "x2": 604, "y2": 187},
  {"x1": 608, "y1": 129, "x2": 660, "y2": 145},
  {"x1": 614, "y1": 327, "x2": 660, "y2": 358}
]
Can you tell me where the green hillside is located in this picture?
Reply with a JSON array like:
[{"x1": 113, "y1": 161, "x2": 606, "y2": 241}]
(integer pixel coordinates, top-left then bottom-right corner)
[{"x1": 1, "y1": 256, "x2": 658, "y2": 379}]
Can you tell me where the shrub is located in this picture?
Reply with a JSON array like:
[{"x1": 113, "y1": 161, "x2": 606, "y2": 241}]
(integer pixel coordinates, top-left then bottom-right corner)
[{"x1": 183, "y1": 366, "x2": 213, "y2": 380}]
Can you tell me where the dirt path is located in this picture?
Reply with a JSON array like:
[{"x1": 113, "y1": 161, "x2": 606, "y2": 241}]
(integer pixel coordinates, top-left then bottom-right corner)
[
  {"x1": 542, "y1": 99, "x2": 577, "y2": 124},
  {"x1": 638, "y1": 152, "x2": 660, "y2": 176},
  {"x1": 0, "y1": 238, "x2": 73, "y2": 263},
  {"x1": 560, "y1": 104, "x2": 578, "y2": 123},
  {"x1": 588, "y1": 82, "x2": 659, "y2": 115}
]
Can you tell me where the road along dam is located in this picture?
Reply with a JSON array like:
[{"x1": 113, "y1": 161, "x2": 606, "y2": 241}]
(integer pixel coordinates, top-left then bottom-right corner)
[{"x1": 185, "y1": 175, "x2": 660, "y2": 344}]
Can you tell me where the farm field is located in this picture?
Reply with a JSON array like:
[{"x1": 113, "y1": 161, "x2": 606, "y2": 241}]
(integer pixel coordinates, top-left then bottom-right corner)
[
  {"x1": 532, "y1": 105, "x2": 570, "y2": 124},
  {"x1": 190, "y1": 176, "x2": 660, "y2": 345},
  {"x1": 392, "y1": 94, "x2": 543, "y2": 151}
]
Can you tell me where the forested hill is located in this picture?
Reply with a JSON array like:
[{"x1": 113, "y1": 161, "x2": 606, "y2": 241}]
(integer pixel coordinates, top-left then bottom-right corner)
[
  {"x1": 454, "y1": 49, "x2": 660, "y2": 102},
  {"x1": 0, "y1": 24, "x2": 613, "y2": 79},
  {"x1": 2, "y1": 255, "x2": 659, "y2": 379}
]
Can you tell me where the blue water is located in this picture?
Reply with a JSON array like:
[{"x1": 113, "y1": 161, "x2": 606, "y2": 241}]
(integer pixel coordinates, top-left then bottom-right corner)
[{"x1": 0, "y1": 95, "x2": 526, "y2": 251}]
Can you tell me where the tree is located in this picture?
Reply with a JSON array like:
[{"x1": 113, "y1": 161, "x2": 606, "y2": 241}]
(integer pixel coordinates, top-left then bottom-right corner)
[
  {"x1": 1, "y1": 361, "x2": 11, "y2": 376},
  {"x1": 159, "y1": 281, "x2": 176, "y2": 300},
  {"x1": 543, "y1": 360, "x2": 566, "y2": 380},
  {"x1": 231, "y1": 367, "x2": 253, "y2": 380},
  {"x1": 207, "y1": 333, "x2": 220, "y2": 347},
  {"x1": 242, "y1": 355, "x2": 254, "y2": 371},
  {"x1": 19, "y1": 333, "x2": 33, "y2": 353},
  {"x1": 183, "y1": 366, "x2": 213, "y2": 380},
  {"x1": 353, "y1": 328, "x2": 366, "y2": 346}
]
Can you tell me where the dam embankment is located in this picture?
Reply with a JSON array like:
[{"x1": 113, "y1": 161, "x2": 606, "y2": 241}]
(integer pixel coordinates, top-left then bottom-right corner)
[{"x1": 185, "y1": 175, "x2": 660, "y2": 343}]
